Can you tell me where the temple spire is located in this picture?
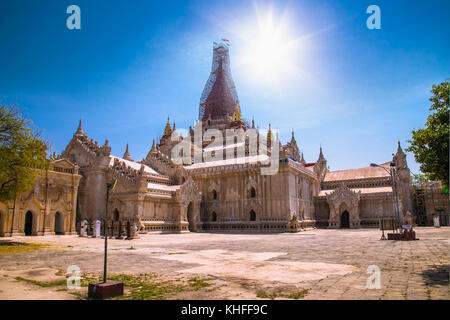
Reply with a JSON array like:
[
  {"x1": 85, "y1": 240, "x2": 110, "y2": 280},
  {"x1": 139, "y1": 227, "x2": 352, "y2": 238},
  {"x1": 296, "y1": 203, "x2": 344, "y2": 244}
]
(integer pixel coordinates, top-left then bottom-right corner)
[
  {"x1": 318, "y1": 145, "x2": 325, "y2": 162},
  {"x1": 394, "y1": 139, "x2": 407, "y2": 169},
  {"x1": 232, "y1": 103, "x2": 242, "y2": 121},
  {"x1": 397, "y1": 140, "x2": 403, "y2": 154},
  {"x1": 267, "y1": 123, "x2": 272, "y2": 148},
  {"x1": 291, "y1": 130, "x2": 296, "y2": 144},
  {"x1": 123, "y1": 143, "x2": 133, "y2": 161},
  {"x1": 150, "y1": 139, "x2": 157, "y2": 153},
  {"x1": 163, "y1": 116, "x2": 172, "y2": 137},
  {"x1": 75, "y1": 119, "x2": 83, "y2": 135},
  {"x1": 199, "y1": 40, "x2": 240, "y2": 120}
]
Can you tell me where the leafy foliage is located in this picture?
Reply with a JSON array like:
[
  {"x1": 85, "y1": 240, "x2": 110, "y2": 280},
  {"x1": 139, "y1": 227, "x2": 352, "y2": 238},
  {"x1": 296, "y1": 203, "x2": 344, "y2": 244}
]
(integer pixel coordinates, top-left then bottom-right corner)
[
  {"x1": 410, "y1": 173, "x2": 430, "y2": 188},
  {"x1": 406, "y1": 81, "x2": 449, "y2": 189},
  {"x1": 0, "y1": 105, "x2": 48, "y2": 201}
]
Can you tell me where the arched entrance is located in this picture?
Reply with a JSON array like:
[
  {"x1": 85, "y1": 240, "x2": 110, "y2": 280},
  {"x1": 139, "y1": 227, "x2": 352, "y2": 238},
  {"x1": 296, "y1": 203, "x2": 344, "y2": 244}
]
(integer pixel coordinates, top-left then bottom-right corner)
[
  {"x1": 211, "y1": 211, "x2": 217, "y2": 222},
  {"x1": 187, "y1": 202, "x2": 194, "y2": 231},
  {"x1": 54, "y1": 212, "x2": 64, "y2": 235},
  {"x1": 24, "y1": 211, "x2": 33, "y2": 236},
  {"x1": 114, "y1": 209, "x2": 120, "y2": 221},
  {"x1": 340, "y1": 211, "x2": 350, "y2": 228},
  {"x1": 250, "y1": 210, "x2": 256, "y2": 221}
]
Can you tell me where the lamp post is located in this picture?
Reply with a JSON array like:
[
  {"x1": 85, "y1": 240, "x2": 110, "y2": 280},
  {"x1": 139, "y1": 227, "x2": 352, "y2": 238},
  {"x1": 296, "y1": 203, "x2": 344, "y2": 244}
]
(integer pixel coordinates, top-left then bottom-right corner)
[
  {"x1": 103, "y1": 178, "x2": 117, "y2": 282},
  {"x1": 370, "y1": 162, "x2": 401, "y2": 232},
  {"x1": 88, "y1": 177, "x2": 124, "y2": 299}
]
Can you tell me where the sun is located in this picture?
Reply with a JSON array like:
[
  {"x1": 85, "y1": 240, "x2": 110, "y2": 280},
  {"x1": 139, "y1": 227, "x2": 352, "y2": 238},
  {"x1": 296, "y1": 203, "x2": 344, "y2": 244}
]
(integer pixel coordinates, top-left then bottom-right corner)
[{"x1": 239, "y1": 7, "x2": 301, "y2": 85}]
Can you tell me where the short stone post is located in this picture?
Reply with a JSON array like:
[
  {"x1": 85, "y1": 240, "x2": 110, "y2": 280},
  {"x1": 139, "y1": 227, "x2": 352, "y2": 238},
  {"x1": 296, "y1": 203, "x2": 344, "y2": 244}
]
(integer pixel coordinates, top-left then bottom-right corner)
[
  {"x1": 80, "y1": 220, "x2": 88, "y2": 237},
  {"x1": 126, "y1": 221, "x2": 131, "y2": 239},
  {"x1": 132, "y1": 224, "x2": 139, "y2": 239},
  {"x1": 93, "y1": 220, "x2": 101, "y2": 238}
]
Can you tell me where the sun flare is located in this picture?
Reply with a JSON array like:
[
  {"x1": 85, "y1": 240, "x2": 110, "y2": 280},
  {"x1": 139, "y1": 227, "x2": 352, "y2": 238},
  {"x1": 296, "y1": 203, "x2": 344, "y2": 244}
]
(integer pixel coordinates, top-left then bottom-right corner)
[{"x1": 239, "y1": 7, "x2": 301, "y2": 84}]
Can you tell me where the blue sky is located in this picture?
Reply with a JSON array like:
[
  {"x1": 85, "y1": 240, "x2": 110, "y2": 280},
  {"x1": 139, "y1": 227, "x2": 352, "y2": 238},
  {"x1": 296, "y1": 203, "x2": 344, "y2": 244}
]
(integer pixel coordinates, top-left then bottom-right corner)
[{"x1": 0, "y1": 0, "x2": 448, "y2": 173}]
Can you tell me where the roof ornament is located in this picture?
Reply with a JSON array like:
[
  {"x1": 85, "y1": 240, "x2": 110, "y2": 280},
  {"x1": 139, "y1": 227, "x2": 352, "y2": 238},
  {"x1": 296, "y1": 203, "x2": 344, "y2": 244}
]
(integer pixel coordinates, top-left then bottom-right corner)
[
  {"x1": 75, "y1": 119, "x2": 84, "y2": 135},
  {"x1": 232, "y1": 103, "x2": 242, "y2": 121},
  {"x1": 123, "y1": 143, "x2": 133, "y2": 161},
  {"x1": 163, "y1": 116, "x2": 172, "y2": 137},
  {"x1": 267, "y1": 123, "x2": 272, "y2": 145},
  {"x1": 318, "y1": 145, "x2": 326, "y2": 161}
]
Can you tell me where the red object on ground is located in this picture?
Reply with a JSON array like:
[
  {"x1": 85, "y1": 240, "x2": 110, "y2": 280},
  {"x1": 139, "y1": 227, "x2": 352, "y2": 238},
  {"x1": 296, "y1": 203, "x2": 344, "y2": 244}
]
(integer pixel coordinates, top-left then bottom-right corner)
[
  {"x1": 88, "y1": 280, "x2": 124, "y2": 299},
  {"x1": 387, "y1": 230, "x2": 417, "y2": 241},
  {"x1": 387, "y1": 233, "x2": 401, "y2": 240}
]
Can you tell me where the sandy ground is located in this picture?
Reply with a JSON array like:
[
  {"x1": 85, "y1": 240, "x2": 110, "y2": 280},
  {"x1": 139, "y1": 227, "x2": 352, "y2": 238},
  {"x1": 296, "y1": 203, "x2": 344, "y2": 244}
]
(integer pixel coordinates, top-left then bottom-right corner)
[
  {"x1": 0, "y1": 227, "x2": 448, "y2": 300},
  {"x1": 0, "y1": 268, "x2": 75, "y2": 300}
]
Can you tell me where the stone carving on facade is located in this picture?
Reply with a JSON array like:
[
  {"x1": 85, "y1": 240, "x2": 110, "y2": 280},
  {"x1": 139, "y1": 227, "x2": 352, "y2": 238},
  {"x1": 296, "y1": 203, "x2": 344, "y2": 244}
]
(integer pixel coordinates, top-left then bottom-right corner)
[
  {"x1": 177, "y1": 176, "x2": 202, "y2": 205},
  {"x1": 207, "y1": 180, "x2": 221, "y2": 200},
  {"x1": 326, "y1": 183, "x2": 361, "y2": 228},
  {"x1": 109, "y1": 158, "x2": 143, "y2": 187},
  {"x1": 176, "y1": 176, "x2": 202, "y2": 230},
  {"x1": 244, "y1": 199, "x2": 262, "y2": 214},
  {"x1": 109, "y1": 198, "x2": 126, "y2": 217},
  {"x1": 287, "y1": 215, "x2": 301, "y2": 232},
  {"x1": 246, "y1": 176, "x2": 259, "y2": 198},
  {"x1": 206, "y1": 202, "x2": 221, "y2": 220}
]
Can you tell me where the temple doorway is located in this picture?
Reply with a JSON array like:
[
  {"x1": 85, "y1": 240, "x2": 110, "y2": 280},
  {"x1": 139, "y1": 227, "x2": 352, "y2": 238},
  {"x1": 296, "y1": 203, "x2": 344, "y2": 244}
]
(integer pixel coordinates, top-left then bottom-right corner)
[
  {"x1": 114, "y1": 209, "x2": 120, "y2": 221},
  {"x1": 340, "y1": 211, "x2": 350, "y2": 228},
  {"x1": 24, "y1": 211, "x2": 33, "y2": 236},
  {"x1": 250, "y1": 210, "x2": 256, "y2": 221},
  {"x1": 187, "y1": 202, "x2": 194, "y2": 231},
  {"x1": 54, "y1": 212, "x2": 64, "y2": 235}
]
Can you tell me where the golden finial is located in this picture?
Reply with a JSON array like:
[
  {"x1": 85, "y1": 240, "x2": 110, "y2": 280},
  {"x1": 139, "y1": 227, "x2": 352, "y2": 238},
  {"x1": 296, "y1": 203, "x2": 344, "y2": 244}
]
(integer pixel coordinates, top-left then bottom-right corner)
[
  {"x1": 163, "y1": 116, "x2": 172, "y2": 136},
  {"x1": 267, "y1": 123, "x2": 272, "y2": 142},
  {"x1": 232, "y1": 103, "x2": 242, "y2": 121}
]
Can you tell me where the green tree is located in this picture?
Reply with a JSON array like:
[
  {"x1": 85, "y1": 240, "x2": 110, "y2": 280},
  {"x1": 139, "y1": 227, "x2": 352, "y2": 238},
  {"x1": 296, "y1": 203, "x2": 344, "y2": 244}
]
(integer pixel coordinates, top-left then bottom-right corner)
[
  {"x1": 0, "y1": 105, "x2": 48, "y2": 201},
  {"x1": 410, "y1": 173, "x2": 429, "y2": 188},
  {"x1": 406, "y1": 80, "x2": 449, "y2": 190}
]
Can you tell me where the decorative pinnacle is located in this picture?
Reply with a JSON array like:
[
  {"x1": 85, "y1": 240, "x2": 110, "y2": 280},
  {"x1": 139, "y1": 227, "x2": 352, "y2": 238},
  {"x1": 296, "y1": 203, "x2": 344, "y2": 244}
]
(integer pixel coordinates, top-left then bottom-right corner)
[
  {"x1": 267, "y1": 123, "x2": 272, "y2": 142},
  {"x1": 163, "y1": 117, "x2": 172, "y2": 137},
  {"x1": 151, "y1": 139, "x2": 157, "y2": 153},
  {"x1": 123, "y1": 143, "x2": 133, "y2": 161},
  {"x1": 75, "y1": 119, "x2": 83, "y2": 135},
  {"x1": 232, "y1": 103, "x2": 242, "y2": 121},
  {"x1": 318, "y1": 145, "x2": 325, "y2": 161}
]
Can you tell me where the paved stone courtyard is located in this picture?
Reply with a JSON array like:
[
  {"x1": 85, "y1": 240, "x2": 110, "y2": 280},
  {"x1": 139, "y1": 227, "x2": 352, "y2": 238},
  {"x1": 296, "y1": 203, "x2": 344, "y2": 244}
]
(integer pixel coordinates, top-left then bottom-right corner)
[{"x1": 0, "y1": 227, "x2": 448, "y2": 300}]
